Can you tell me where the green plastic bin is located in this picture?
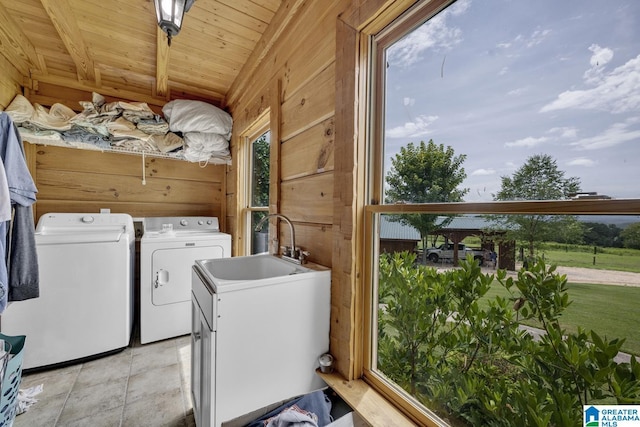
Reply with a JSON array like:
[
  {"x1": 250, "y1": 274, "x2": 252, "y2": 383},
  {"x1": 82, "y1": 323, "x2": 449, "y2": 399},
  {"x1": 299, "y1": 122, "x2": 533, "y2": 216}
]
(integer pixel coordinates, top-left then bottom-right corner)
[{"x1": 0, "y1": 334, "x2": 26, "y2": 427}]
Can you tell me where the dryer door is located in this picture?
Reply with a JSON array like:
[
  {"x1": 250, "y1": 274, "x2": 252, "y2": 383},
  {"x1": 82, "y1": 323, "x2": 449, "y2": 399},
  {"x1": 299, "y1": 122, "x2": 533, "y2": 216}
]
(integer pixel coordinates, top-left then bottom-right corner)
[{"x1": 151, "y1": 245, "x2": 225, "y2": 306}]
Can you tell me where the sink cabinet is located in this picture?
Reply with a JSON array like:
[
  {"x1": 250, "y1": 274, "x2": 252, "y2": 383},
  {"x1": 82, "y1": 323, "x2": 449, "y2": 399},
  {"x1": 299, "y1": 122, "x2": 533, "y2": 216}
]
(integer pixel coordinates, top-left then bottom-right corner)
[
  {"x1": 191, "y1": 257, "x2": 330, "y2": 427},
  {"x1": 191, "y1": 296, "x2": 214, "y2": 427}
]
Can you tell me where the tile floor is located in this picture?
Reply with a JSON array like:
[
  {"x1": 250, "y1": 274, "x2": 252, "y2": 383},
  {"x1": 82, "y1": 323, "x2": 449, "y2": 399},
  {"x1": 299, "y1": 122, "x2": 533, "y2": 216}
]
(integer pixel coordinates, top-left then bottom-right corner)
[{"x1": 13, "y1": 333, "x2": 194, "y2": 427}]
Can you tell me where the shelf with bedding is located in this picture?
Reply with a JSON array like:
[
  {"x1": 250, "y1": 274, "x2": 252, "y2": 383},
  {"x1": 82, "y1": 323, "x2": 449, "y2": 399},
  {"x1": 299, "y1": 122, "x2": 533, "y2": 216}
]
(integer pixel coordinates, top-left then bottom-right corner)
[{"x1": 5, "y1": 93, "x2": 232, "y2": 166}]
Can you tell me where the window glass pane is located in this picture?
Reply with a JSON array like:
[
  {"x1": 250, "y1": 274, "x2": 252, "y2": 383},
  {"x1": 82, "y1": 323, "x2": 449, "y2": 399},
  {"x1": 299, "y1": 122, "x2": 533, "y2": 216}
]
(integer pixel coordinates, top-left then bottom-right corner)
[
  {"x1": 250, "y1": 211, "x2": 268, "y2": 255},
  {"x1": 382, "y1": 0, "x2": 640, "y2": 204},
  {"x1": 370, "y1": 0, "x2": 640, "y2": 424},
  {"x1": 250, "y1": 131, "x2": 270, "y2": 208},
  {"x1": 247, "y1": 129, "x2": 270, "y2": 255},
  {"x1": 374, "y1": 211, "x2": 640, "y2": 425}
]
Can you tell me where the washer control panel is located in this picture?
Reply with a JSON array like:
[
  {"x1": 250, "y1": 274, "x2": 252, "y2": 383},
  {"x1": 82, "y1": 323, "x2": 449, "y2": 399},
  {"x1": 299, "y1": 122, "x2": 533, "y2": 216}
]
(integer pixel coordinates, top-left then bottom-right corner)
[{"x1": 142, "y1": 216, "x2": 220, "y2": 234}]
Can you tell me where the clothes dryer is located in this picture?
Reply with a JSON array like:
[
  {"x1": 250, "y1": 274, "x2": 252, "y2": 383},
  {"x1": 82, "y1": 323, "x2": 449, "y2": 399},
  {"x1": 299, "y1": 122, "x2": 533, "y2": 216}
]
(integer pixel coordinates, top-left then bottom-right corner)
[
  {"x1": 0, "y1": 212, "x2": 135, "y2": 370},
  {"x1": 140, "y1": 216, "x2": 231, "y2": 344}
]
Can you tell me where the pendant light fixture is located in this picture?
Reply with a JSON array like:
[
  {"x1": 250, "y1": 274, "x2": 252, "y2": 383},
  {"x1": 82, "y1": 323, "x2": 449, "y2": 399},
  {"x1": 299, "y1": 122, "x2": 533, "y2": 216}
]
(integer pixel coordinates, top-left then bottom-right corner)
[{"x1": 154, "y1": 0, "x2": 195, "y2": 46}]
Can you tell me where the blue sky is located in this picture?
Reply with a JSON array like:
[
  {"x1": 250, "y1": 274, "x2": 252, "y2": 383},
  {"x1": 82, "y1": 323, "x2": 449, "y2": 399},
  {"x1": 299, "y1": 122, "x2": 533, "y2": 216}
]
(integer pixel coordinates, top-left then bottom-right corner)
[{"x1": 383, "y1": 0, "x2": 640, "y2": 202}]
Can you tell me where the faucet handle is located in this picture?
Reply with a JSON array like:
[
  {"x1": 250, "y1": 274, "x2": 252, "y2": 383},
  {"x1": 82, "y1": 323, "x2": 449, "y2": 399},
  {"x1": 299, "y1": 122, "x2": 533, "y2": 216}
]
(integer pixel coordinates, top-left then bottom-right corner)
[{"x1": 299, "y1": 250, "x2": 310, "y2": 264}]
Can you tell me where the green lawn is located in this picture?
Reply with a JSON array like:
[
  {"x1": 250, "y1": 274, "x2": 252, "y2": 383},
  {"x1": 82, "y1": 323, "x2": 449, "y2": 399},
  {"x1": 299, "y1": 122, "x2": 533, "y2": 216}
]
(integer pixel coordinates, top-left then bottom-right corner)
[
  {"x1": 483, "y1": 281, "x2": 640, "y2": 356},
  {"x1": 541, "y1": 247, "x2": 640, "y2": 273}
]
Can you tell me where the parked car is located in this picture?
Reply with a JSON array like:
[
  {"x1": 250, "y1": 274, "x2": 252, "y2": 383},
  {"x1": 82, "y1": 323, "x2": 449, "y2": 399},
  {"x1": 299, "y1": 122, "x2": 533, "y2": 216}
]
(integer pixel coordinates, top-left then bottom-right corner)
[{"x1": 425, "y1": 243, "x2": 486, "y2": 265}]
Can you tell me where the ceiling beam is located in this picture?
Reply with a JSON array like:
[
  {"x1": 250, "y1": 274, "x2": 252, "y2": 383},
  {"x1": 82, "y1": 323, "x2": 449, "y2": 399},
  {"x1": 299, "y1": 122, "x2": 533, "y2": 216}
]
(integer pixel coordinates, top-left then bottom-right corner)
[
  {"x1": 0, "y1": 2, "x2": 42, "y2": 76},
  {"x1": 40, "y1": 0, "x2": 97, "y2": 84},
  {"x1": 156, "y1": 26, "x2": 170, "y2": 98}
]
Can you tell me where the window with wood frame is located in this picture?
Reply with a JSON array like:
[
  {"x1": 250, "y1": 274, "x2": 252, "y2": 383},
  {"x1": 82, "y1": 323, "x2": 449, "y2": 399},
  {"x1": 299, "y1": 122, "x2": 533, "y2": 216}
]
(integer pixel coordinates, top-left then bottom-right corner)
[
  {"x1": 240, "y1": 119, "x2": 271, "y2": 255},
  {"x1": 362, "y1": 0, "x2": 640, "y2": 425}
]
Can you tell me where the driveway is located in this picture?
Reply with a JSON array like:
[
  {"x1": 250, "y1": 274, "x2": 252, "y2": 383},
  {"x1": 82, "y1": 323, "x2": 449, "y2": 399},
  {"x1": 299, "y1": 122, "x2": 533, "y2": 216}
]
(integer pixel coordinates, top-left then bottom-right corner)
[
  {"x1": 553, "y1": 265, "x2": 640, "y2": 287},
  {"x1": 477, "y1": 264, "x2": 640, "y2": 287}
]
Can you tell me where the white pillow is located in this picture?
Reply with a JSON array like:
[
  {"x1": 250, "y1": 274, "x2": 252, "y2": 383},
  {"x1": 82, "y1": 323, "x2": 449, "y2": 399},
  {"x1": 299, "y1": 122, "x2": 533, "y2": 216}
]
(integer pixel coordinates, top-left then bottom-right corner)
[
  {"x1": 163, "y1": 100, "x2": 232, "y2": 135},
  {"x1": 183, "y1": 132, "x2": 230, "y2": 162},
  {"x1": 183, "y1": 132, "x2": 228, "y2": 152}
]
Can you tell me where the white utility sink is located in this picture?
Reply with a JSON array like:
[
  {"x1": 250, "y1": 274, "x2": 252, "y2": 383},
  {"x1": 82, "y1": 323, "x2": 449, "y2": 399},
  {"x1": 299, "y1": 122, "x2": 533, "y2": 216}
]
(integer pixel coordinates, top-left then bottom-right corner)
[{"x1": 194, "y1": 254, "x2": 319, "y2": 292}]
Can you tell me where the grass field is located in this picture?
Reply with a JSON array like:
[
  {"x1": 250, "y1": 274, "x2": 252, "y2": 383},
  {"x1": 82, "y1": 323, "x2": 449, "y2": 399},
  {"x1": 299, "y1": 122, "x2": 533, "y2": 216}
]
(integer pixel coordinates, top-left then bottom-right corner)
[
  {"x1": 541, "y1": 246, "x2": 640, "y2": 273},
  {"x1": 452, "y1": 237, "x2": 640, "y2": 273},
  {"x1": 426, "y1": 237, "x2": 640, "y2": 354},
  {"x1": 483, "y1": 281, "x2": 640, "y2": 356}
]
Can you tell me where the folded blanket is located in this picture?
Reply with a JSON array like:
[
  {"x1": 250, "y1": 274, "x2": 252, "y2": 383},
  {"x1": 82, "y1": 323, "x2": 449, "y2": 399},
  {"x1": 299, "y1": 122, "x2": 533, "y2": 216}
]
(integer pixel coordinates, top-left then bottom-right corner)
[
  {"x1": 123, "y1": 109, "x2": 155, "y2": 124},
  {"x1": 151, "y1": 132, "x2": 183, "y2": 153},
  {"x1": 107, "y1": 117, "x2": 136, "y2": 132},
  {"x1": 61, "y1": 127, "x2": 111, "y2": 150},
  {"x1": 136, "y1": 116, "x2": 169, "y2": 134},
  {"x1": 110, "y1": 127, "x2": 153, "y2": 142}
]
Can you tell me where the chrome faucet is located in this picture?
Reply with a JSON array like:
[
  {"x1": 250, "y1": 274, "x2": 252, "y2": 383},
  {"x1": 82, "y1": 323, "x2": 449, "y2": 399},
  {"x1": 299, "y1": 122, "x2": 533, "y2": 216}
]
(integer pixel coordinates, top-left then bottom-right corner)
[{"x1": 254, "y1": 213, "x2": 308, "y2": 264}]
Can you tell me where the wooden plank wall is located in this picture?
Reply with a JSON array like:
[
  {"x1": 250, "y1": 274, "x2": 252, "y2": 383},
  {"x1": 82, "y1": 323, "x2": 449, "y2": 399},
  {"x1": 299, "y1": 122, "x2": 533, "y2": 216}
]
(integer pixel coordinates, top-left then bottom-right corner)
[
  {"x1": 227, "y1": 0, "x2": 353, "y2": 376},
  {"x1": 2, "y1": 80, "x2": 228, "y2": 227},
  {"x1": 25, "y1": 143, "x2": 226, "y2": 226},
  {"x1": 0, "y1": 54, "x2": 22, "y2": 109}
]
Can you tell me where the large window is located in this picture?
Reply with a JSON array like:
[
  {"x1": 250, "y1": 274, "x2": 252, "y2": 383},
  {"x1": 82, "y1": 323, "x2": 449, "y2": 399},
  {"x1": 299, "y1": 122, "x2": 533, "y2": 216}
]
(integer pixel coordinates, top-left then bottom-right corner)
[{"x1": 364, "y1": 1, "x2": 640, "y2": 425}]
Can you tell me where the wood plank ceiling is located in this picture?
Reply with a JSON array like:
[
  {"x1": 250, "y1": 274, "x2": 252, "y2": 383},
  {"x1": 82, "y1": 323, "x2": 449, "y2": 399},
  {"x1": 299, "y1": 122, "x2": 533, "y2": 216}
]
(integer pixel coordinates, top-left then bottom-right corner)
[{"x1": 0, "y1": 0, "x2": 282, "y2": 108}]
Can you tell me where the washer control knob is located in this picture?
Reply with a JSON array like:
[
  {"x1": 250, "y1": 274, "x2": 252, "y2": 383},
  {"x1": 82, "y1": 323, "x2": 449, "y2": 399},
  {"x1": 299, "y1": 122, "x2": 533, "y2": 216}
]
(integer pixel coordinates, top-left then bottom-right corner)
[
  {"x1": 198, "y1": 220, "x2": 204, "y2": 225},
  {"x1": 207, "y1": 220, "x2": 213, "y2": 225},
  {"x1": 82, "y1": 216, "x2": 94, "y2": 224},
  {"x1": 180, "y1": 219, "x2": 188, "y2": 227}
]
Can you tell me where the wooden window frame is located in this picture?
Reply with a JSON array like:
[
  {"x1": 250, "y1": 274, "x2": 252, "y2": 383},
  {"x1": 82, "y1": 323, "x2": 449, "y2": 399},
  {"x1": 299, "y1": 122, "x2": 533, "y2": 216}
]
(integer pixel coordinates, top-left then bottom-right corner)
[
  {"x1": 344, "y1": 1, "x2": 640, "y2": 425},
  {"x1": 238, "y1": 111, "x2": 271, "y2": 256}
]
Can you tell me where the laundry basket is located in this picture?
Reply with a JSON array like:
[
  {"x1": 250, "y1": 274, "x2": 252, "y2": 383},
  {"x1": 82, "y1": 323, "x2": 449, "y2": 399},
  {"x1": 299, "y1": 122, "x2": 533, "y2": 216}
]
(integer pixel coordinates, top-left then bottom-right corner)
[{"x1": 0, "y1": 334, "x2": 26, "y2": 427}]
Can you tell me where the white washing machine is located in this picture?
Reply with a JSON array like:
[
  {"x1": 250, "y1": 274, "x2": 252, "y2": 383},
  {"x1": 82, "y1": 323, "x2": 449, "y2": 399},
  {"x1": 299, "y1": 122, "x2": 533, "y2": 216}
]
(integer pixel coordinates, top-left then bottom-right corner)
[
  {"x1": 140, "y1": 216, "x2": 231, "y2": 344},
  {"x1": 0, "y1": 212, "x2": 135, "y2": 370}
]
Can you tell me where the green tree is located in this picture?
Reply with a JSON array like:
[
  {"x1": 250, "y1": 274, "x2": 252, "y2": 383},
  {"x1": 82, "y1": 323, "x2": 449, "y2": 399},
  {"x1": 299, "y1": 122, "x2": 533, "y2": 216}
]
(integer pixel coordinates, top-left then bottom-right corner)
[
  {"x1": 251, "y1": 131, "x2": 270, "y2": 207},
  {"x1": 493, "y1": 154, "x2": 581, "y2": 258},
  {"x1": 621, "y1": 222, "x2": 640, "y2": 249},
  {"x1": 385, "y1": 140, "x2": 468, "y2": 262},
  {"x1": 583, "y1": 222, "x2": 623, "y2": 248}
]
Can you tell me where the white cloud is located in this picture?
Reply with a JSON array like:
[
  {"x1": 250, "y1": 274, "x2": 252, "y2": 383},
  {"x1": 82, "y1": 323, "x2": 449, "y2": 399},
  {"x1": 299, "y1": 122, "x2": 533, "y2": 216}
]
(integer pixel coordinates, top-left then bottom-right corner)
[
  {"x1": 386, "y1": 115, "x2": 439, "y2": 138},
  {"x1": 548, "y1": 126, "x2": 578, "y2": 138},
  {"x1": 471, "y1": 168, "x2": 496, "y2": 176},
  {"x1": 588, "y1": 44, "x2": 614, "y2": 67},
  {"x1": 387, "y1": 0, "x2": 471, "y2": 67},
  {"x1": 540, "y1": 53, "x2": 640, "y2": 114},
  {"x1": 526, "y1": 28, "x2": 552, "y2": 48},
  {"x1": 584, "y1": 44, "x2": 615, "y2": 84},
  {"x1": 570, "y1": 120, "x2": 640, "y2": 150},
  {"x1": 497, "y1": 27, "x2": 551, "y2": 51},
  {"x1": 507, "y1": 86, "x2": 529, "y2": 96},
  {"x1": 403, "y1": 97, "x2": 415, "y2": 106},
  {"x1": 567, "y1": 157, "x2": 596, "y2": 167},
  {"x1": 498, "y1": 66, "x2": 509, "y2": 76},
  {"x1": 504, "y1": 136, "x2": 549, "y2": 148}
]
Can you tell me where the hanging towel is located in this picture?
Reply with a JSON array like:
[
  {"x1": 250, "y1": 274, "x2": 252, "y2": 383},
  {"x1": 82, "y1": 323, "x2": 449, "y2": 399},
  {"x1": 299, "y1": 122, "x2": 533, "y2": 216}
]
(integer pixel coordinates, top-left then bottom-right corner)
[
  {"x1": 7, "y1": 204, "x2": 39, "y2": 301},
  {"x1": 0, "y1": 114, "x2": 37, "y2": 206},
  {"x1": 0, "y1": 113, "x2": 39, "y2": 312}
]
